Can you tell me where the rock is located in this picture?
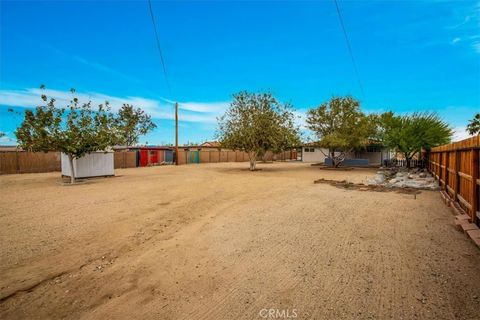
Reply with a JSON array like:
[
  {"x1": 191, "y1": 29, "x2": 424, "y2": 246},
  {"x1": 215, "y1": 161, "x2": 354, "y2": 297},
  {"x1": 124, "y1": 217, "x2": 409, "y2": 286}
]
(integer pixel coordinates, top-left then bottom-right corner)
[
  {"x1": 404, "y1": 181, "x2": 423, "y2": 188},
  {"x1": 377, "y1": 167, "x2": 437, "y2": 189},
  {"x1": 374, "y1": 174, "x2": 385, "y2": 184}
]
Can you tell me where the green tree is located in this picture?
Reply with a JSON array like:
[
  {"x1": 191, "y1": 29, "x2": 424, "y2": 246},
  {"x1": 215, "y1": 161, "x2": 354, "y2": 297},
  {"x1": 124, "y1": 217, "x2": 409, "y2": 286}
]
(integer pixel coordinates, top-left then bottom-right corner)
[
  {"x1": 379, "y1": 112, "x2": 452, "y2": 168},
  {"x1": 15, "y1": 87, "x2": 119, "y2": 184},
  {"x1": 466, "y1": 113, "x2": 480, "y2": 135},
  {"x1": 217, "y1": 91, "x2": 300, "y2": 171},
  {"x1": 115, "y1": 104, "x2": 157, "y2": 146},
  {"x1": 306, "y1": 96, "x2": 375, "y2": 167}
]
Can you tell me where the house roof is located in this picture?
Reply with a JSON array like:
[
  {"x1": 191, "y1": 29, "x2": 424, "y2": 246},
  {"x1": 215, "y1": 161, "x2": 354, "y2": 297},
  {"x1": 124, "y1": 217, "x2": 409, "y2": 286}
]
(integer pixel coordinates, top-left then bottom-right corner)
[
  {"x1": 200, "y1": 141, "x2": 221, "y2": 147},
  {"x1": 301, "y1": 139, "x2": 387, "y2": 149},
  {"x1": 302, "y1": 142, "x2": 324, "y2": 147}
]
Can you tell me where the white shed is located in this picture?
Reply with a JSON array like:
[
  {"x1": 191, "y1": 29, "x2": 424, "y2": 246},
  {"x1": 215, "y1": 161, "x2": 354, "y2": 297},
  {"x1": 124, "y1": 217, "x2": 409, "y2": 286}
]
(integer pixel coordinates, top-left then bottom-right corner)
[{"x1": 61, "y1": 151, "x2": 114, "y2": 178}]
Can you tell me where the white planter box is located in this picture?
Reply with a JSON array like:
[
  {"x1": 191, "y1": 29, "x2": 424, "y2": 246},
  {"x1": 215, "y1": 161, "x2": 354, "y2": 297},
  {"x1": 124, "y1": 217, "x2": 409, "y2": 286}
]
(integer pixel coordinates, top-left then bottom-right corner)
[{"x1": 61, "y1": 152, "x2": 114, "y2": 178}]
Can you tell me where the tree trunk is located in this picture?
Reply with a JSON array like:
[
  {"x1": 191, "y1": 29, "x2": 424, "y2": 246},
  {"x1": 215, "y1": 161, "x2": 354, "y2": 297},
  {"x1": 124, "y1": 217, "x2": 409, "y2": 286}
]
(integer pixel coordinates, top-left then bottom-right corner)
[
  {"x1": 334, "y1": 159, "x2": 341, "y2": 168},
  {"x1": 248, "y1": 151, "x2": 257, "y2": 171},
  {"x1": 68, "y1": 154, "x2": 76, "y2": 184},
  {"x1": 330, "y1": 150, "x2": 342, "y2": 168},
  {"x1": 405, "y1": 154, "x2": 411, "y2": 169}
]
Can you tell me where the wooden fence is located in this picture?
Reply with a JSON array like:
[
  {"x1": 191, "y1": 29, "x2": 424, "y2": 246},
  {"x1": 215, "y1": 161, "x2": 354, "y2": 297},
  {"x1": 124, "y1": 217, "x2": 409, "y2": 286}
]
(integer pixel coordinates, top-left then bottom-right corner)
[
  {"x1": 113, "y1": 151, "x2": 137, "y2": 168},
  {"x1": 428, "y1": 136, "x2": 480, "y2": 223},
  {"x1": 0, "y1": 151, "x2": 138, "y2": 174},
  {"x1": 0, "y1": 151, "x2": 61, "y2": 174},
  {"x1": 1, "y1": 149, "x2": 296, "y2": 174},
  {"x1": 176, "y1": 149, "x2": 294, "y2": 165}
]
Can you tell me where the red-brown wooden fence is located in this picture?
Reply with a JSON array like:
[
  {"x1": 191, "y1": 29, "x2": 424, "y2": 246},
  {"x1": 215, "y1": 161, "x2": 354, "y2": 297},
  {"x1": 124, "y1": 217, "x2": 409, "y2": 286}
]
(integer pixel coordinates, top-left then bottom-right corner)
[{"x1": 429, "y1": 136, "x2": 480, "y2": 223}]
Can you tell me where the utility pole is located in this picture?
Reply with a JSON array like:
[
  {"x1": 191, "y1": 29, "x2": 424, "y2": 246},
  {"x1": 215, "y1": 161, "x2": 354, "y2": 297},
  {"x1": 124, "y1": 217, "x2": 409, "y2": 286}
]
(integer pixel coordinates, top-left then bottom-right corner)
[{"x1": 175, "y1": 102, "x2": 179, "y2": 165}]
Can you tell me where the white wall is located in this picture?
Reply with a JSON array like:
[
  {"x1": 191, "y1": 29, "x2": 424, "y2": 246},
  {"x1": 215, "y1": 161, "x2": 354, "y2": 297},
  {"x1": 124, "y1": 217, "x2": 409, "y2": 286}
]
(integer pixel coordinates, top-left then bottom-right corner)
[
  {"x1": 302, "y1": 147, "x2": 329, "y2": 163},
  {"x1": 302, "y1": 147, "x2": 392, "y2": 164},
  {"x1": 61, "y1": 152, "x2": 114, "y2": 178},
  {"x1": 354, "y1": 149, "x2": 392, "y2": 165}
]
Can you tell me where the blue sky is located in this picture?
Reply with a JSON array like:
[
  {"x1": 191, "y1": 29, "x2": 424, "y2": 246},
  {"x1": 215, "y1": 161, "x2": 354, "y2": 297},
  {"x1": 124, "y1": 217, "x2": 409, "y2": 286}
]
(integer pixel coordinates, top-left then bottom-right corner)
[{"x1": 1, "y1": 0, "x2": 479, "y2": 145}]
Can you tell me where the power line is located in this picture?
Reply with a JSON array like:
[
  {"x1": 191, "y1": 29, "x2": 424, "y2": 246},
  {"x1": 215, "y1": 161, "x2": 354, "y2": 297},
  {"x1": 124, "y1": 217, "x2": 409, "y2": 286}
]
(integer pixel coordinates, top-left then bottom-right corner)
[
  {"x1": 147, "y1": 0, "x2": 178, "y2": 162},
  {"x1": 333, "y1": 0, "x2": 365, "y2": 100},
  {"x1": 147, "y1": 0, "x2": 172, "y2": 96}
]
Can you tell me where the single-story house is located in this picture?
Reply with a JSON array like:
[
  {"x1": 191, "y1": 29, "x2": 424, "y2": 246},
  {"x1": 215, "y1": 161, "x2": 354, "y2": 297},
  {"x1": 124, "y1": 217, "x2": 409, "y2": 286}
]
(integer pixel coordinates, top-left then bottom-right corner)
[
  {"x1": 301, "y1": 143, "x2": 392, "y2": 166},
  {"x1": 200, "y1": 141, "x2": 221, "y2": 148}
]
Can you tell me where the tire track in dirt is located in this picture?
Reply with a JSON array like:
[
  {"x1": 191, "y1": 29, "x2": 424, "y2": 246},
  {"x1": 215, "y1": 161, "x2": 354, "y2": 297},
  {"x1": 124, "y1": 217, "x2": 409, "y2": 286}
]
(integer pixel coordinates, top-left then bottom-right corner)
[
  {"x1": 84, "y1": 174, "x2": 300, "y2": 320},
  {"x1": 180, "y1": 184, "x2": 346, "y2": 320},
  {"x1": 1, "y1": 170, "x2": 264, "y2": 318},
  {"x1": 181, "y1": 187, "x2": 303, "y2": 320}
]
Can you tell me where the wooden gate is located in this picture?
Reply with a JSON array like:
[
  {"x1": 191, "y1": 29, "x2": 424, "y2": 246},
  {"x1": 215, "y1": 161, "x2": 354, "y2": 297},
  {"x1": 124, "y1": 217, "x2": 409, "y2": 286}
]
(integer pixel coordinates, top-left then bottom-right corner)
[{"x1": 187, "y1": 150, "x2": 200, "y2": 164}]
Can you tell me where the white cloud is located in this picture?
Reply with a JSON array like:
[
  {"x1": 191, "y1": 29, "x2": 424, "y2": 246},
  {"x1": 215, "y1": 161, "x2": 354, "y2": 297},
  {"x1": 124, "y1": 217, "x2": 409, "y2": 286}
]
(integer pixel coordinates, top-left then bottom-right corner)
[
  {"x1": 0, "y1": 135, "x2": 15, "y2": 143},
  {"x1": 0, "y1": 88, "x2": 227, "y2": 124},
  {"x1": 71, "y1": 55, "x2": 140, "y2": 83},
  {"x1": 472, "y1": 41, "x2": 480, "y2": 53},
  {"x1": 452, "y1": 126, "x2": 473, "y2": 142},
  {"x1": 162, "y1": 98, "x2": 229, "y2": 114},
  {"x1": 447, "y1": 15, "x2": 472, "y2": 29},
  {"x1": 451, "y1": 37, "x2": 461, "y2": 44},
  {"x1": 292, "y1": 109, "x2": 308, "y2": 129},
  {"x1": 43, "y1": 43, "x2": 140, "y2": 83},
  {"x1": 445, "y1": 2, "x2": 480, "y2": 54}
]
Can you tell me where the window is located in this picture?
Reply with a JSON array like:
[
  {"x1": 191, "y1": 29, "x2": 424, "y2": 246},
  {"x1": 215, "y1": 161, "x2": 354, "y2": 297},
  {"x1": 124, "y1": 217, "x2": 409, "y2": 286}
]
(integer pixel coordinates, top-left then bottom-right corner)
[
  {"x1": 366, "y1": 146, "x2": 382, "y2": 153},
  {"x1": 304, "y1": 148, "x2": 315, "y2": 152}
]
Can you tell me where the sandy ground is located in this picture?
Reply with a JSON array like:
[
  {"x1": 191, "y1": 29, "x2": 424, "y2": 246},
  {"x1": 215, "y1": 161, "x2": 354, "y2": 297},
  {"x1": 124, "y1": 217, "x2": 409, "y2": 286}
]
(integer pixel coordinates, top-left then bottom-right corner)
[{"x1": 1, "y1": 162, "x2": 479, "y2": 320}]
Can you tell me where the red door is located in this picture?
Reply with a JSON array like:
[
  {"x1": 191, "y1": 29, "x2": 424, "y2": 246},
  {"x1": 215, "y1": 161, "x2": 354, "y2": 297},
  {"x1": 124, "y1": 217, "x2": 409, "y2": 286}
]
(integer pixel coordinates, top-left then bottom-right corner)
[
  {"x1": 140, "y1": 149, "x2": 148, "y2": 166},
  {"x1": 150, "y1": 150, "x2": 159, "y2": 164}
]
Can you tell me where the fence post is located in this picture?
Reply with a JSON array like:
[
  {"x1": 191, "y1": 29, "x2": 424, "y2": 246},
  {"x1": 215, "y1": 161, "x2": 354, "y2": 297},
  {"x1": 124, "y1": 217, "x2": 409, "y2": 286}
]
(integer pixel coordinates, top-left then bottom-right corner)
[
  {"x1": 445, "y1": 151, "x2": 450, "y2": 193},
  {"x1": 432, "y1": 153, "x2": 436, "y2": 177},
  {"x1": 472, "y1": 149, "x2": 479, "y2": 223},
  {"x1": 438, "y1": 150, "x2": 443, "y2": 187},
  {"x1": 454, "y1": 150, "x2": 460, "y2": 202}
]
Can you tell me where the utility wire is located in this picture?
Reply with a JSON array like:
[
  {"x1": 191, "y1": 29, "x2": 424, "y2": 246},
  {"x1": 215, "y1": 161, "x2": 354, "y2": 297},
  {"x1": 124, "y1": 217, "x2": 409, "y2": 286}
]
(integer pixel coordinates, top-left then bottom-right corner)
[
  {"x1": 333, "y1": 0, "x2": 365, "y2": 100},
  {"x1": 147, "y1": 0, "x2": 172, "y2": 96}
]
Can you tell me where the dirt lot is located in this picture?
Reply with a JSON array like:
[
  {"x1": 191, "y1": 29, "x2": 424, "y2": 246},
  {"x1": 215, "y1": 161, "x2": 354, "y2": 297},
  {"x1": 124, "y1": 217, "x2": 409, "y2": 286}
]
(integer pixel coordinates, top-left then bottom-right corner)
[{"x1": 1, "y1": 162, "x2": 480, "y2": 319}]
